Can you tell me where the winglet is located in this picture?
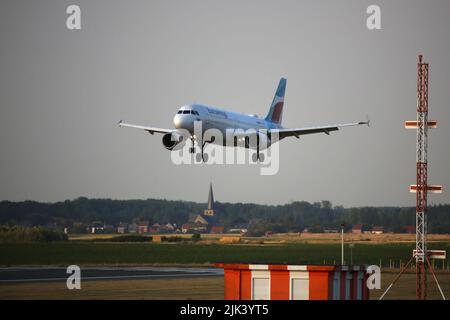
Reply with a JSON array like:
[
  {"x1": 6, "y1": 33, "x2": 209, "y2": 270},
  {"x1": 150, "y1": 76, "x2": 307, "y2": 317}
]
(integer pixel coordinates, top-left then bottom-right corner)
[
  {"x1": 357, "y1": 120, "x2": 370, "y2": 127},
  {"x1": 118, "y1": 120, "x2": 123, "y2": 126},
  {"x1": 358, "y1": 116, "x2": 370, "y2": 127}
]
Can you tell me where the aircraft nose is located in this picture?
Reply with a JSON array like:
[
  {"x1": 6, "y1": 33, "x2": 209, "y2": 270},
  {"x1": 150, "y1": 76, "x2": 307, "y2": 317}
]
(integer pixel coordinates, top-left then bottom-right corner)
[
  {"x1": 173, "y1": 114, "x2": 194, "y2": 132},
  {"x1": 173, "y1": 114, "x2": 182, "y2": 129}
]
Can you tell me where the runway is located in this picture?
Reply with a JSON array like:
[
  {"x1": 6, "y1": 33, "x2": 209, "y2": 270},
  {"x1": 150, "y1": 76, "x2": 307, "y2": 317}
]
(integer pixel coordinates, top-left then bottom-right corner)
[{"x1": 0, "y1": 267, "x2": 223, "y2": 283}]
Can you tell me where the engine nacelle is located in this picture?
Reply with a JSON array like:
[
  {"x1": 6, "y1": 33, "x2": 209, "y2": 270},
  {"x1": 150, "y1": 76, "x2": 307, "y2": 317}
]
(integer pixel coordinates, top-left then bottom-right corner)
[{"x1": 162, "y1": 132, "x2": 185, "y2": 150}]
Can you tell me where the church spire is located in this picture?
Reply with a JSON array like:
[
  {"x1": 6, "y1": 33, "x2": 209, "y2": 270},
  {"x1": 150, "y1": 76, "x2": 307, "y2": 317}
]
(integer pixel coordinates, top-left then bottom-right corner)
[
  {"x1": 204, "y1": 182, "x2": 215, "y2": 216},
  {"x1": 207, "y1": 182, "x2": 214, "y2": 210}
]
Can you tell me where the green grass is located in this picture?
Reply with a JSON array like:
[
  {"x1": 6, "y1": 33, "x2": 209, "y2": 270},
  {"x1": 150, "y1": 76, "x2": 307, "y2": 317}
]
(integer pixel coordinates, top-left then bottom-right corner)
[{"x1": 1, "y1": 242, "x2": 450, "y2": 267}]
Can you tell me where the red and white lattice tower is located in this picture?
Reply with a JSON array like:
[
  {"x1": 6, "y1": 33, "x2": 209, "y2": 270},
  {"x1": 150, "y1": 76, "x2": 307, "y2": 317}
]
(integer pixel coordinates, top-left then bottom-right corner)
[
  {"x1": 380, "y1": 55, "x2": 445, "y2": 301},
  {"x1": 405, "y1": 54, "x2": 443, "y2": 300}
]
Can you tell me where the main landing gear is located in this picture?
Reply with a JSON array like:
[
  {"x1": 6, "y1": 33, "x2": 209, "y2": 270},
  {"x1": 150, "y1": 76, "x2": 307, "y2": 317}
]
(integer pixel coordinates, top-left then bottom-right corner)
[
  {"x1": 250, "y1": 135, "x2": 265, "y2": 162},
  {"x1": 189, "y1": 136, "x2": 265, "y2": 163},
  {"x1": 252, "y1": 152, "x2": 265, "y2": 162},
  {"x1": 190, "y1": 137, "x2": 211, "y2": 163}
]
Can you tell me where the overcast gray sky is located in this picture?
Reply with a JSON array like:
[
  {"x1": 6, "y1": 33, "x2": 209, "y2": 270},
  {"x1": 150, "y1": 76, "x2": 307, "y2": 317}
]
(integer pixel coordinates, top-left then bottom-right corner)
[{"x1": 1, "y1": 0, "x2": 449, "y2": 207}]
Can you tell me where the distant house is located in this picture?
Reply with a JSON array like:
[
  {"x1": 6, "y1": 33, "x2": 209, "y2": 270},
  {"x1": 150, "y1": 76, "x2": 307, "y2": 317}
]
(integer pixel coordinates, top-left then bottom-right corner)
[
  {"x1": 148, "y1": 223, "x2": 160, "y2": 233},
  {"x1": 181, "y1": 223, "x2": 207, "y2": 234},
  {"x1": 90, "y1": 221, "x2": 104, "y2": 234},
  {"x1": 128, "y1": 223, "x2": 138, "y2": 233},
  {"x1": 191, "y1": 223, "x2": 208, "y2": 233},
  {"x1": 192, "y1": 215, "x2": 209, "y2": 225},
  {"x1": 117, "y1": 223, "x2": 128, "y2": 234},
  {"x1": 324, "y1": 227, "x2": 339, "y2": 233},
  {"x1": 148, "y1": 227, "x2": 159, "y2": 234},
  {"x1": 181, "y1": 223, "x2": 191, "y2": 233},
  {"x1": 228, "y1": 223, "x2": 249, "y2": 234},
  {"x1": 103, "y1": 225, "x2": 115, "y2": 233},
  {"x1": 165, "y1": 223, "x2": 175, "y2": 231},
  {"x1": 188, "y1": 214, "x2": 218, "y2": 233},
  {"x1": 352, "y1": 224, "x2": 363, "y2": 234},
  {"x1": 192, "y1": 224, "x2": 208, "y2": 233},
  {"x1": 371, "y1": 226, "x2": 384, "y2": 234},
  {"x1": 138, "y1": 221, "x2": 150, "y2": 234},
  {"x1": 211, "y1": 226, "x2": 225, "y2": 234},
  {"x1": 157, "y1": 223, "x2": 176, "y2": 234},
  {"x1": 403, "y1": 225, "x2": 415, "y2": 234},
  {"x1": 91, "y1": 227, "x2": 105, "y2": 234}
]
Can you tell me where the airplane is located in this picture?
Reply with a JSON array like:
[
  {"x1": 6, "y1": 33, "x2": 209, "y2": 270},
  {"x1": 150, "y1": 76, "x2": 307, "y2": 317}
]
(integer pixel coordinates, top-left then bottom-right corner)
[{"x1": 119, "y1": 78, "x2": 369, "y2": 162}]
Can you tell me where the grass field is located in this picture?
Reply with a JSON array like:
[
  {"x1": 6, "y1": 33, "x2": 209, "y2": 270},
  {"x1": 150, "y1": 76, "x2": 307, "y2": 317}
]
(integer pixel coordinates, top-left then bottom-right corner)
[
  {"x1": 1, "y1": 242, "x2": 450, "y2": 268},
  {"x1": 68, "y1": 232, "x2": 450, "y2": 243},
  {"x1": 1, "y1": 241, "x2": 450, "y2": 300},
  {"x1": 0, "y1": 277, "x2": 224, "y2": 300},
  {"x1": 1, "y1": 272, "x2": 449, "y2": 300}
]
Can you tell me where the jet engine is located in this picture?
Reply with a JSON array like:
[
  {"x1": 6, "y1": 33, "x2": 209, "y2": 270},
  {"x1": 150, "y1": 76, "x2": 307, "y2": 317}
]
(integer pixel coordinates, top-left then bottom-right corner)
[{"x1": 162, "y1": 131, "x2": 186, "y2": 150}]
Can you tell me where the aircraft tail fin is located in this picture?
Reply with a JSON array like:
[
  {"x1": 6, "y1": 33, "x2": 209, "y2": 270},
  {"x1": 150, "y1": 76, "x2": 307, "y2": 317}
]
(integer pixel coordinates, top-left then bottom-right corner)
[{"x1": 265, "y1": 78, "x2": 286, "y2": 125}]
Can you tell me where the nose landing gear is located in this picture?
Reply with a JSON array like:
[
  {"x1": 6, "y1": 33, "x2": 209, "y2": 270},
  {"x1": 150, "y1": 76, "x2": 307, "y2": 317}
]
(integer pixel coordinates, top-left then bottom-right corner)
[{"x1": 189, "y1": 137, "x2": 196, "y2": 154}]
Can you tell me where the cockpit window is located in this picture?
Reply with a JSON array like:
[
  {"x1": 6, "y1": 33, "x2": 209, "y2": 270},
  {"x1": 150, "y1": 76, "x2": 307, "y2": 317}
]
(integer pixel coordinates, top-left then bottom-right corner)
[{"x1": 178, "y1": 110, "x2": 199, "y2": 115}]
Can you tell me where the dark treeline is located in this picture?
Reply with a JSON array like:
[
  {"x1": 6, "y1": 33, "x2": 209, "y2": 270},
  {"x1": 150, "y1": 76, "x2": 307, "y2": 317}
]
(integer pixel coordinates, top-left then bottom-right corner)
[
  {"x1": 0, "y1": 197, "x2": 450, "y2": 233},
  {"x1": 0, "y1": 226, "x2": 68, "y2": 243}
]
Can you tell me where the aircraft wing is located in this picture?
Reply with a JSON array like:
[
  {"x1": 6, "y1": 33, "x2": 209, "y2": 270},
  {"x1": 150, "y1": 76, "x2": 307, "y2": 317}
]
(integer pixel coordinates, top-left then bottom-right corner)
[
  {"x1": 118, "y1": 120, "x2": 173, "y2": 135},
  {"x1": 271, "y1": 121, "x2": 369, "y2": 140}
]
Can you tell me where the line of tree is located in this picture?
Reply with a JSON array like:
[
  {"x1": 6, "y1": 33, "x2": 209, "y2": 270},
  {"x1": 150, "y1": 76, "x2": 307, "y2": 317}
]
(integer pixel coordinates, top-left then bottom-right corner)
[
  {"x1": 0, "y1": 197, "x2": 449, "y2": 234},
  {"x1": 0, "y1": 226, "x2": 68, "y2": 243}
]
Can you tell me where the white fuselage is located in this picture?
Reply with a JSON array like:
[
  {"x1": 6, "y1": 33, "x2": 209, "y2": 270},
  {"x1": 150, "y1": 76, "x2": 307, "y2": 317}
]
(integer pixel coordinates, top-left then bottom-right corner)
[{"x1": 173, "y1": 104, "x2": 280, "y2": 142}]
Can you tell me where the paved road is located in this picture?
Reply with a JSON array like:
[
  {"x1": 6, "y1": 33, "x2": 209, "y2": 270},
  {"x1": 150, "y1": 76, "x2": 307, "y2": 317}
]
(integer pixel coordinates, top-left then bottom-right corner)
[{"x1": 0, "y1": 267, "x2": 223, "y2": 283}]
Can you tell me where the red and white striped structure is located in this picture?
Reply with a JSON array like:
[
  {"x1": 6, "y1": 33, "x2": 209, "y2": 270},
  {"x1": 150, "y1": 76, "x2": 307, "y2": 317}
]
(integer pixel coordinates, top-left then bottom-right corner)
[
  {"x1": 380, "y1": 55, "x2": 446, "y2": 301},
  {"x1": 413, "y1": 249, "x2": 446, "y2": 260},
  {"x1": 404, "y1": 55, "x2": 443, "y2": 300},
  {"x1": 215, "y1": 263, "x2": 369, "y2": 300}
]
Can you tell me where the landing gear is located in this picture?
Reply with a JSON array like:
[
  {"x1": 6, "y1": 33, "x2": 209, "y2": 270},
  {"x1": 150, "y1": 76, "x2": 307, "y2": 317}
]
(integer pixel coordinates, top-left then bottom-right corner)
[
  {"x1": 251, "y1": 134, "x2": 265, "y2": 162},
  {"x1": 195, "y1": 152, "x2": 208, "y2": 162},
  {"x1": 191, "y1": 136, "x2": 210, "y2": 162},
  {"x1": 189, "y1": 137, "x2": 195, "y2": 154},
  {"x1": 252, "y1": 152, "x2": 265, "y2": 162},
  {"x1": 200, "y1": 139, "x2": 210, "y2": 162}
]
